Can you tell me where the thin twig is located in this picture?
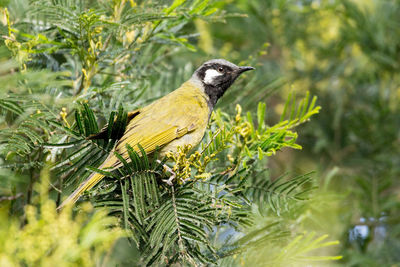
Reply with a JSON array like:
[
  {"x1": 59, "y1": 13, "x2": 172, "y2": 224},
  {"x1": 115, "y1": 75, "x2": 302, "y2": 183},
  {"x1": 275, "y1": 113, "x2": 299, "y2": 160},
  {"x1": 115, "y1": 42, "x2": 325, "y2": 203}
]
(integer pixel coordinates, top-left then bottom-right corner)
[
  {"x1": 170, "y1": 185, "x2": 197, "y2": 266},
  {"x1": 171, "y1": 185, "x2": 183, "y2": 249},
  {"x1": 0, "y1": 193, "x2": 23, "y2": 202},
  {"x1": 49, "y1": 181, "x2": 62, "y2": 193},
  {"x1": 200, "y1": 128, "x2": 221, "y2": 154}
]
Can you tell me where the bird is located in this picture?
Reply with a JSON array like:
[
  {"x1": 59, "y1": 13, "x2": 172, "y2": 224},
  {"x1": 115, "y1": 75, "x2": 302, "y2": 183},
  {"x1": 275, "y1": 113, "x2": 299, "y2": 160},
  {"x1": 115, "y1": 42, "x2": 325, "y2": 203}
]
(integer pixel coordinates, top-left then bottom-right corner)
[{"x1": 58, "y1": 59, "x2": 254, "y2": 209}]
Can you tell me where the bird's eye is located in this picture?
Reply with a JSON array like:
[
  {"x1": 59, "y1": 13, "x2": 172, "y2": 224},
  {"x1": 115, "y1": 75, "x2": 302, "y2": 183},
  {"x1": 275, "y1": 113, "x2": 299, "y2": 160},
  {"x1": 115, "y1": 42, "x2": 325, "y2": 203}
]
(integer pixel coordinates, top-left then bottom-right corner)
[{"x1": 218, "y1": 67, "x2": 224, "y2": 72}]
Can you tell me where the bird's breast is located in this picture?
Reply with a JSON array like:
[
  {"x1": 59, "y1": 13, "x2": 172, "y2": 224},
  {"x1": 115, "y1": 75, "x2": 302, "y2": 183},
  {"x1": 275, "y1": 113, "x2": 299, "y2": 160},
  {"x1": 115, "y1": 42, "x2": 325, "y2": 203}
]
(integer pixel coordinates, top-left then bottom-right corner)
[
  {"x1": 159, "y1": 81, "x2": 210, "y2": 155},
  {"x1": 160, "y1": 126, "x2": 208, "y2": 155}
]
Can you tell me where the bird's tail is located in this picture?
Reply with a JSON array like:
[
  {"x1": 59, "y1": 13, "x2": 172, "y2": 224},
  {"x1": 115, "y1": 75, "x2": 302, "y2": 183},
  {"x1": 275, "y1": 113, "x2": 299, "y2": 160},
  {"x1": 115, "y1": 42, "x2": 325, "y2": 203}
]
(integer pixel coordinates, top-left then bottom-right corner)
[{"x1": 57, "y1": 162, "x2": 111, "y2": 210}]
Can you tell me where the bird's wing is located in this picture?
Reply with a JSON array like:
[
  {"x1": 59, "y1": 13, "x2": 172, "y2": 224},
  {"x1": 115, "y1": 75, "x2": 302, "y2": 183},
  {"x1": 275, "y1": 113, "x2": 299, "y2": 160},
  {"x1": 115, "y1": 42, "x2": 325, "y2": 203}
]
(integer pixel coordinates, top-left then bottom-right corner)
[
  {"x1": 106, "y1": 105, "x2": 199, "y2": 168},
  {"x1": 117, "y1": 122, "x2": 194, "y2": 154}
]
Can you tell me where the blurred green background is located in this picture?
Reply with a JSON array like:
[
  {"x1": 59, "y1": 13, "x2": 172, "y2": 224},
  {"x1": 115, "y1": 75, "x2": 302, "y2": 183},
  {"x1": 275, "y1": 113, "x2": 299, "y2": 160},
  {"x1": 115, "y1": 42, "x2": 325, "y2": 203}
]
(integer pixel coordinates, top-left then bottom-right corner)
[{"x1": 1, "y1": 0, "x2": 400, "y2": 266}]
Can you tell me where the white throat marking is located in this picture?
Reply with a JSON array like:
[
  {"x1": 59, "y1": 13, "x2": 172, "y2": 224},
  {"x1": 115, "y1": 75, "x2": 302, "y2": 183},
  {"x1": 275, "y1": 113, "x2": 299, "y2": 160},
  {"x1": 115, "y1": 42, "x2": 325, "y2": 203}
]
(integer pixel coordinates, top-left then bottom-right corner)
[{"x1": 204, "y1": 69, "x2": 222, "y2": 85}]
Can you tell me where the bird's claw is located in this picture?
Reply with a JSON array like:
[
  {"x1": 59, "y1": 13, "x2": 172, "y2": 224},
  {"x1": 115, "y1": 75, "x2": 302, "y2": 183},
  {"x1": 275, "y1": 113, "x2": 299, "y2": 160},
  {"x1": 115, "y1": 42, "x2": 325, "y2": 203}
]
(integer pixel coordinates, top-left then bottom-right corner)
[
  {"x1": 157, "y1": 160, "x2": 176, "y2": 186},
  {"x1": 162, "y1": 174, "x2": 176, "y2": 186}
]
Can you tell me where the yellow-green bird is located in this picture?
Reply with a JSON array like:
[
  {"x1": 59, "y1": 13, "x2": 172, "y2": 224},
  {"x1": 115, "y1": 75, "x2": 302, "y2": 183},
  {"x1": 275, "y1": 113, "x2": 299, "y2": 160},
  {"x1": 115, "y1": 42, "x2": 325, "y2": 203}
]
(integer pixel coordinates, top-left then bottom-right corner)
[{"x1": 59, "y1": 59, "x2": 254, "y2": 208}]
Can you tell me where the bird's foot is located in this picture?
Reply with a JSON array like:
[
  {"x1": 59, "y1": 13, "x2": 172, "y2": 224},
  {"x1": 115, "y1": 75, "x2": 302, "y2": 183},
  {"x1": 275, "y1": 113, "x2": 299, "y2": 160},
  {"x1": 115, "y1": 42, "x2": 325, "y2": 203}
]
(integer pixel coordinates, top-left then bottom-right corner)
[
  {"x1": 162, "y1": 174, "x2": 176, "y2": 186},
  {"x1": 157, "y1": 160, "x2": 176, "y2": 186}
]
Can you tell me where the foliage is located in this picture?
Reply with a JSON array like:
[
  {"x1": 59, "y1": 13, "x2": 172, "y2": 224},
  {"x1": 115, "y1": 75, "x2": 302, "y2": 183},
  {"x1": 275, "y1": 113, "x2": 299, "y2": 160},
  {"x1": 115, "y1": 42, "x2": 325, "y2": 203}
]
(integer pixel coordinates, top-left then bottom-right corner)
[
  {"x1": 0, "y1": 0, "x2": 346, "y2": 266},
  {"x1": 221, "y1": 230, "x2": 342, "y2": 267},
  {"x1": 0, "y1": 168, "x2": 123, "y2": 267}
]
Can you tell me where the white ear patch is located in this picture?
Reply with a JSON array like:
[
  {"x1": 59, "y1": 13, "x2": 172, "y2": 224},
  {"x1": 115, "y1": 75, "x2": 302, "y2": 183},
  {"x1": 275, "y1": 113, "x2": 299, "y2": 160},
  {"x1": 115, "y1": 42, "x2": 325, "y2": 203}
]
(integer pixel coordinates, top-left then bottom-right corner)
[{"x1": 204, "y1": 69, "x2": 223, "y2": 85}]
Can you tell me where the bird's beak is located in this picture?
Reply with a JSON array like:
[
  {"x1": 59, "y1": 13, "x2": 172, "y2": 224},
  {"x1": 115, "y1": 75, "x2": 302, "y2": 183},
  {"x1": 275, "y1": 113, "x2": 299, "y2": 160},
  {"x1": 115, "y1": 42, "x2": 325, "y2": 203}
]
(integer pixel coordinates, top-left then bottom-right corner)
[{"x1": 238, "y1": 66, "x2": 255, "y2": 74}]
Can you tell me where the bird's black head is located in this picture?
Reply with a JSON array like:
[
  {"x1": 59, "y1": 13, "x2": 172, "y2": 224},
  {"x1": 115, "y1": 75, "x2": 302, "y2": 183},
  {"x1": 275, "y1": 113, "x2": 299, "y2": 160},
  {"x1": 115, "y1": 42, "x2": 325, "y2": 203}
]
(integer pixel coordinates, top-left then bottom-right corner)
[{"x1": 193, "y1": 59, "x2": 254, "y2": 108}]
